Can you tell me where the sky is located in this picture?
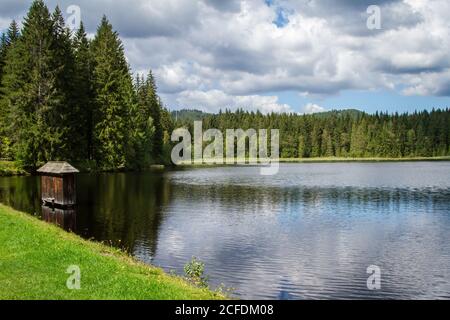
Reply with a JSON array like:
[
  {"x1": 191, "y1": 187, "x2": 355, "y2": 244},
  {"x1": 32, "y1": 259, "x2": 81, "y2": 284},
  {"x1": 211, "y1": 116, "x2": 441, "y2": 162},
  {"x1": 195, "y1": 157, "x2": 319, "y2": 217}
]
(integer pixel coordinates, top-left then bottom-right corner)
[{"x1": 1, "y1": 0, "x2": 450, "y2": 114}]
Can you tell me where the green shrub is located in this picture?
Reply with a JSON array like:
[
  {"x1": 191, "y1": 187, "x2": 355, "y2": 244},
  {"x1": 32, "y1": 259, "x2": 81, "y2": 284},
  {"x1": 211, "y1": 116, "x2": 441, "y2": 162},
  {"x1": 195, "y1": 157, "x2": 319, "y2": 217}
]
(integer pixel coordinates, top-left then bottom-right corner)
[{"x1": 184, "y1": 257, "x2": 209, "y2": 288}]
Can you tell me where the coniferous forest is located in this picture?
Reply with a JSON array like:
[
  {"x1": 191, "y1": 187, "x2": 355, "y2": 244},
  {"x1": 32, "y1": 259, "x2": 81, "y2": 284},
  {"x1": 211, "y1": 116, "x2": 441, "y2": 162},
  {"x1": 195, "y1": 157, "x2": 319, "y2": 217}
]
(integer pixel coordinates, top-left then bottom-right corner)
[
  {"x1": 0, "y1": 1, "x2": 449, "y2": 171},
  {"x1": 175, "y1": 108, "x2": 450, "y2": 159},
  {"x1": 0, "y1": 0, "x2": 173, "y2": 170}
]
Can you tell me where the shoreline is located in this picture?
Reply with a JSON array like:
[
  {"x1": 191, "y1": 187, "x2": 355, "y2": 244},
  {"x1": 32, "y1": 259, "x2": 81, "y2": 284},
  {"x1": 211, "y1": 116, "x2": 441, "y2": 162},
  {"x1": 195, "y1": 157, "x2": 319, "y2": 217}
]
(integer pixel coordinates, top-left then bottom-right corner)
[
  {"x1": 1, "y1": 157, "x2": 449, "y2": 177},
  {"x1": 279, "y1": 156, "x2": 450, "y2": 163},
  {"x1": 0, "y1": 161, "x2": 167, "y2": 177},
  {"x1": 176, "y1": 156, "x2": 450, "y2": 167},
  {"x1": 0, "y1": 161, "x2": 28, "y2": 177},
  {"x1": 0, "y1": 204, "x2": 222, "y2": 300}
]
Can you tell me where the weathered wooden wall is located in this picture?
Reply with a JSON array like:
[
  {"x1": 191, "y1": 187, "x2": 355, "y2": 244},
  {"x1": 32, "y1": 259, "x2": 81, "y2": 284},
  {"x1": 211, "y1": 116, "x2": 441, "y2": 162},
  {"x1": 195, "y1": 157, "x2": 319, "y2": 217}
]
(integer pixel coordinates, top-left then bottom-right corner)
[{"x1": 41, "y1": 174, "x2": 76, "y2": 206}]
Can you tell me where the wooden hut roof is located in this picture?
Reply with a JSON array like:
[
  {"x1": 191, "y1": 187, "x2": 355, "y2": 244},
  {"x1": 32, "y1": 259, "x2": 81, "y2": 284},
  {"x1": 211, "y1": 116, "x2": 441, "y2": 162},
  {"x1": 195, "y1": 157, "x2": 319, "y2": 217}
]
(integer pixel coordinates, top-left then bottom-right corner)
[{"x1": 37, "y1": 162, "x2": 79, "y2": 174}]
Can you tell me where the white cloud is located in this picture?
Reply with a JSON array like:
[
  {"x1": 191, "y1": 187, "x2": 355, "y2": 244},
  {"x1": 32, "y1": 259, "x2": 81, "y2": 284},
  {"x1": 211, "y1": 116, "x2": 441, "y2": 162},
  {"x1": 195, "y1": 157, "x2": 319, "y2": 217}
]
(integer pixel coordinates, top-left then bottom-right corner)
[
  {"x1": 4, "y1": 0, "x2": 450, "y2": 112},
  {"x1": 402, "y1": 70, "x2": 450, "y2": 96},
  {"x1": 117, "y1": 0, "x2": 450, "y2": 109},
  {"x1": 301, "y1": 103, "x2": 326, "y2": 115},
  {"x1": 173, "y1": 89, "x2": 293, "y2": 114}
]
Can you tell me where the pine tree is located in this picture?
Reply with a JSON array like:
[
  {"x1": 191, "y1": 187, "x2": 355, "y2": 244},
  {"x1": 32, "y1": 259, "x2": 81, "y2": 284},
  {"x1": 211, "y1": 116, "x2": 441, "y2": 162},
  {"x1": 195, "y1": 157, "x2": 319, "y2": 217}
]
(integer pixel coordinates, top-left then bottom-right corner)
[
  {"x1": 6, "y1": 20, "x2": 20, "y2": 45},
  {"x1": 159, "y1": 105, "x2": 174, "y2": 161},
  {"x1": 1, "y1": 0, "x2": 70, "y2": 167},
  {"x1": 134, "y1": 73, "x2": 156, "y2": 167},
  {"x1": 310, "y1": 124, "x2": 321, "y2": 157},
  {"x1": 0, "y1": 33, "x2": 7, "y2": 95},
  {"x1": 51, "y1": 6, "x2": 77, "y2": 161},
  {"x1": 90, "y1": 16, "x2": 136, "y2": 169},
  {"x1": 0, "y1": 21, "x2": 21, "y2": 158},
  {"x1": 145, "y1": 71, "x2": 163, "y2": 160},
  {"x1": 0, "y1": 33, "x2": 8, "y2": 157},
  {"x1": 298, "y1": 135, "x2": 306, "y2": 158},
  {"x1": 0, "y1": 21, "x2": 20, "y2": 96},
  {"x1": 350, "y1": 120, "x2": 367, "y2": 157},
  {"x1": 322, "y1": 129, "x2": 334, "y2": 157},
  {"x1": 73, "y1": 22, "x2": 94, "y2": 160}
]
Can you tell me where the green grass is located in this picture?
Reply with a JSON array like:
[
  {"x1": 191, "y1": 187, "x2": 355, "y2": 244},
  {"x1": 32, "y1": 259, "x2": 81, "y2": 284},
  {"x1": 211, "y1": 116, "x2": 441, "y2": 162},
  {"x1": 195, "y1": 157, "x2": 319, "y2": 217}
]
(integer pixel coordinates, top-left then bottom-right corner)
[
  {"x1": 0, "y1": 204, "x2": 222, "y2": 300},
  {"x1": 0, "y1": 161, "x2": 27, "y2": 176}
]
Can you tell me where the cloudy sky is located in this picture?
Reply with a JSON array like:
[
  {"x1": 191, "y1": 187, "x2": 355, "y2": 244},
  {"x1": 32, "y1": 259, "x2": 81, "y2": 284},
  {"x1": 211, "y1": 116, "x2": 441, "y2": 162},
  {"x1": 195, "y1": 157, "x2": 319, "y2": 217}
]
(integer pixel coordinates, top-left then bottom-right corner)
[{"x1": 2, "y1": 0, "x2": 450, "y2": 114}]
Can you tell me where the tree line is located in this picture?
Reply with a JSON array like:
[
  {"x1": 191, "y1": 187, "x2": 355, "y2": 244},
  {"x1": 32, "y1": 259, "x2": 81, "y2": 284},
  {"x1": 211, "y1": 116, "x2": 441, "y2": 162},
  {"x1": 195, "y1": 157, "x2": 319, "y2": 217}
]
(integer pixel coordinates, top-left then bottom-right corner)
[
  {"x1": 175, "y1": 108, "x2": 450, "y2": 159},
  {"x1": 1, "y1": 1, "x2": 449, "y2": 170},
  {"x1": 0, "y1": 0, "x2": 172, "y2": 170}
]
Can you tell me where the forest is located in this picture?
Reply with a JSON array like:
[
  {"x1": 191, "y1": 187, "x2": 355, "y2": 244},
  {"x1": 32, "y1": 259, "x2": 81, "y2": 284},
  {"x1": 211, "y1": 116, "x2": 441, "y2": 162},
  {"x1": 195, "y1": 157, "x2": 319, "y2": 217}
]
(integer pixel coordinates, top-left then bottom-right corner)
[
  {"x1": 174, "y1": 108, "x2": 450, "y2": 159},
  {"x1": 1, "y1": 1, "x2": 449, "y2": 171},
  {"x1": 0, "y1": 0, "x2": 173, "y2": 170}
]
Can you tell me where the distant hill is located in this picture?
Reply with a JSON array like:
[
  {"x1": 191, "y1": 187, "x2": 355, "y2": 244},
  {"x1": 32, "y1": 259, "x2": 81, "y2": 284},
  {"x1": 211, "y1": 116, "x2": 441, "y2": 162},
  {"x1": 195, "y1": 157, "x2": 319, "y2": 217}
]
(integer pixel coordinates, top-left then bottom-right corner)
[
  {"x1": 311, "y1": 109, "x2": 365, "y2": 119},
  {"x1": 171, "y1": 108, "x2": 364, "y2": 121},
  {"x1": 171, "y1": 109, "x2": 210, "y2": 122}
]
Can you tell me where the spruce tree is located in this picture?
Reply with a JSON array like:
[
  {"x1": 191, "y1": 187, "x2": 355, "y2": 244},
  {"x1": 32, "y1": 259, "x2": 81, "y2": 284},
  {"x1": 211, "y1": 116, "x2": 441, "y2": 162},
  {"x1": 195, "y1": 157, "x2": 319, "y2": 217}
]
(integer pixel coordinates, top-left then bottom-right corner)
[
  {"x1": 0, "y1": 33, "x2": 7, "y2": 94},
  {"x1": 90, "y1": 16, "x2": 136, "y2": 169},
  {"x1": 1, "y1": 0, "x2": 68, "y2": 167},
  {"x1": 134, "y1": 73, "x2": 155, "y2": 167},
  {"x1": 0, "y1": 21, "x2": 20, "y2": 97},
  {"x1": 6, "y1": 20, "x2": 20, "y2": 45},
  {"x1": 0, "y1": 33, "x2": 8, "y2": 157},
  {"x1": 51, "y1": 6, "x2": 77, "y2": 161},
  {"x1": 73, "y1": 22, "x2": 94, "y2": 160},
  {"x1": 145, "y1": 71, "x2": 163, "y2": 161}
]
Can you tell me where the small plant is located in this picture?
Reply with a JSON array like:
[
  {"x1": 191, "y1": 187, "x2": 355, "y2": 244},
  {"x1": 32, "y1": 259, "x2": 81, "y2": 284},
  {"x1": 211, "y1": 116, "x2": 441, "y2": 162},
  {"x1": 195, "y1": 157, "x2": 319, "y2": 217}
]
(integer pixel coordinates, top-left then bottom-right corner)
[
  {"x1": 215, "y1": 283, "x2": 235, "y2": 298},
  {"x1": 184, "y1": 257, "x2": 209, "y2": 288}
]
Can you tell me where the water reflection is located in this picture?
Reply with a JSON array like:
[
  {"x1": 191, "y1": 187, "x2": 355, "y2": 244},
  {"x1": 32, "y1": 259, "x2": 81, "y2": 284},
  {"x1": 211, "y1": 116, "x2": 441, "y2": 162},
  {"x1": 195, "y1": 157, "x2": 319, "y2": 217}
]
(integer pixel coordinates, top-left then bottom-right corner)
[
  {"x1": 75, "y1": 173, "x2": 172, "y2": 256},
  {"x1": 0, "y1": 175, "x2": 40, "y2": 214},
  {"x1": 1, "y1": 163, "x2": 450, "y2": 299},
  {"x1": 41, "y1": 205, "x2": 77, "y2": 232}
]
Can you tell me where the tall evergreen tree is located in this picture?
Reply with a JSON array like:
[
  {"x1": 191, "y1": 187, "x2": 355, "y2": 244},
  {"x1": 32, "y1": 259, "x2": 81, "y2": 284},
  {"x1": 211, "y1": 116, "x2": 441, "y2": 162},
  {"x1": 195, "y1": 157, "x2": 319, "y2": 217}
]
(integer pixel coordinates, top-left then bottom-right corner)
[
  {"x1": 145, "y1": 71, "x2": 163, "y2": 160},
  {"x1": 90, "y1": 16, "x2": 136, "y2": 169},
  {"x1": 0, "y1": 21, "x2": 20, "y2": 96},
  {"x1": 73, "y1": 22, "x2": 94, "y2": 160},
  {"x1": 134, "y1": 73, "x2": 156, "y2": 166},
  {"x1": 6, "y1": 20, "x2": 20, "y2": 45},
  {"x1": 1, "y1": 0, "x2": 70, "y2": 167},
  {"x1": 51, "y1": 6, "x2": 77, "y2": 161},
  {"x1": 0, "y1": 33, "x2": 7, "y2": 96},
  {"x1": 0, "y1": 33, "x2": 8, "y2": 157}
]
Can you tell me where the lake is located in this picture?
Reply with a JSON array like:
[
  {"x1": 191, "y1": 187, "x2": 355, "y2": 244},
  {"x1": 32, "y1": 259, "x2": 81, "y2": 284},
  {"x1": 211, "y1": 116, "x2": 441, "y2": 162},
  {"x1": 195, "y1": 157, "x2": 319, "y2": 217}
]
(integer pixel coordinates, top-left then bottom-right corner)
[{"x1": 1, "y1": 162, "x2": 450, "y2": 299}]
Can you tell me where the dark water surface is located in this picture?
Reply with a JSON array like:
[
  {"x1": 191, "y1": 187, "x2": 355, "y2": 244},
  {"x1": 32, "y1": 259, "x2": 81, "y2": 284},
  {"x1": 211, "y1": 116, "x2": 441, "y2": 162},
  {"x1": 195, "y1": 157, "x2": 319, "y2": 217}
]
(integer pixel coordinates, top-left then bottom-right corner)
[{"x1": 1, "y1": 162, "x2": 450, "y2": 299}]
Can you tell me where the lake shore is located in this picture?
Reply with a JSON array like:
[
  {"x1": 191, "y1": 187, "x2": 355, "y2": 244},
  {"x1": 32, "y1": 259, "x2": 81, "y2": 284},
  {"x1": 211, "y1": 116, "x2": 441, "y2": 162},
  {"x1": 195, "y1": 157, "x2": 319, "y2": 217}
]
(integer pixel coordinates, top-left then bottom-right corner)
[
  {"x1": 0, "y1": 161, "x2": 167, "y2": 177},
  {"x1": 279, "y1": 156, "x2": 450, "y2": 163},
  {"x1": 2, "y1": 157, "x2": 450, "y2": 177},
  {"x1": 176, "y1": 156, "x2": 450, "y2": 167},
  {"x1": 0, "y1": 161, "x2": 27, "y2": 176},
  {"x1": 0, "y1": 204, "x2": 222, "y2": 300}
]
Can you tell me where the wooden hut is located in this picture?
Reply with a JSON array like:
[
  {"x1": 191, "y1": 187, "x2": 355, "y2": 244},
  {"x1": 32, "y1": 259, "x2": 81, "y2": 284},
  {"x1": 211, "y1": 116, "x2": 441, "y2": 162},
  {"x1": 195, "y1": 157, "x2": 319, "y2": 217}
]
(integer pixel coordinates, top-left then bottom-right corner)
[{"x1": 37, "y1": 161, "x2": 79, "y2": 207}]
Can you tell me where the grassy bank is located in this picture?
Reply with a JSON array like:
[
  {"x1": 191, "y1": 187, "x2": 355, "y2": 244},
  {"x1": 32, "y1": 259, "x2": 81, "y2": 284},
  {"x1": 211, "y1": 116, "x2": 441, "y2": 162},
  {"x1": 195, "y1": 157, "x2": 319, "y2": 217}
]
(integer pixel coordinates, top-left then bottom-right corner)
[
  {"x1": 0, "y1": 161, "x2": 27, "y2": 176},
  {"x1": 0, "y1": 204, "x2": 222, "y2": 300}
]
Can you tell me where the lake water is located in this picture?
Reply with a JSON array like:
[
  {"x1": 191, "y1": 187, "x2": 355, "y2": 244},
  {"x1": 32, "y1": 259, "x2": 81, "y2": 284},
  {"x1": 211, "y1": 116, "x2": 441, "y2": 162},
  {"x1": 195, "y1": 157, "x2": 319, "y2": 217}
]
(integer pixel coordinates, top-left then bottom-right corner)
[{"x1": 1, "y1": 162, "x2": 450, "y2": 299}]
